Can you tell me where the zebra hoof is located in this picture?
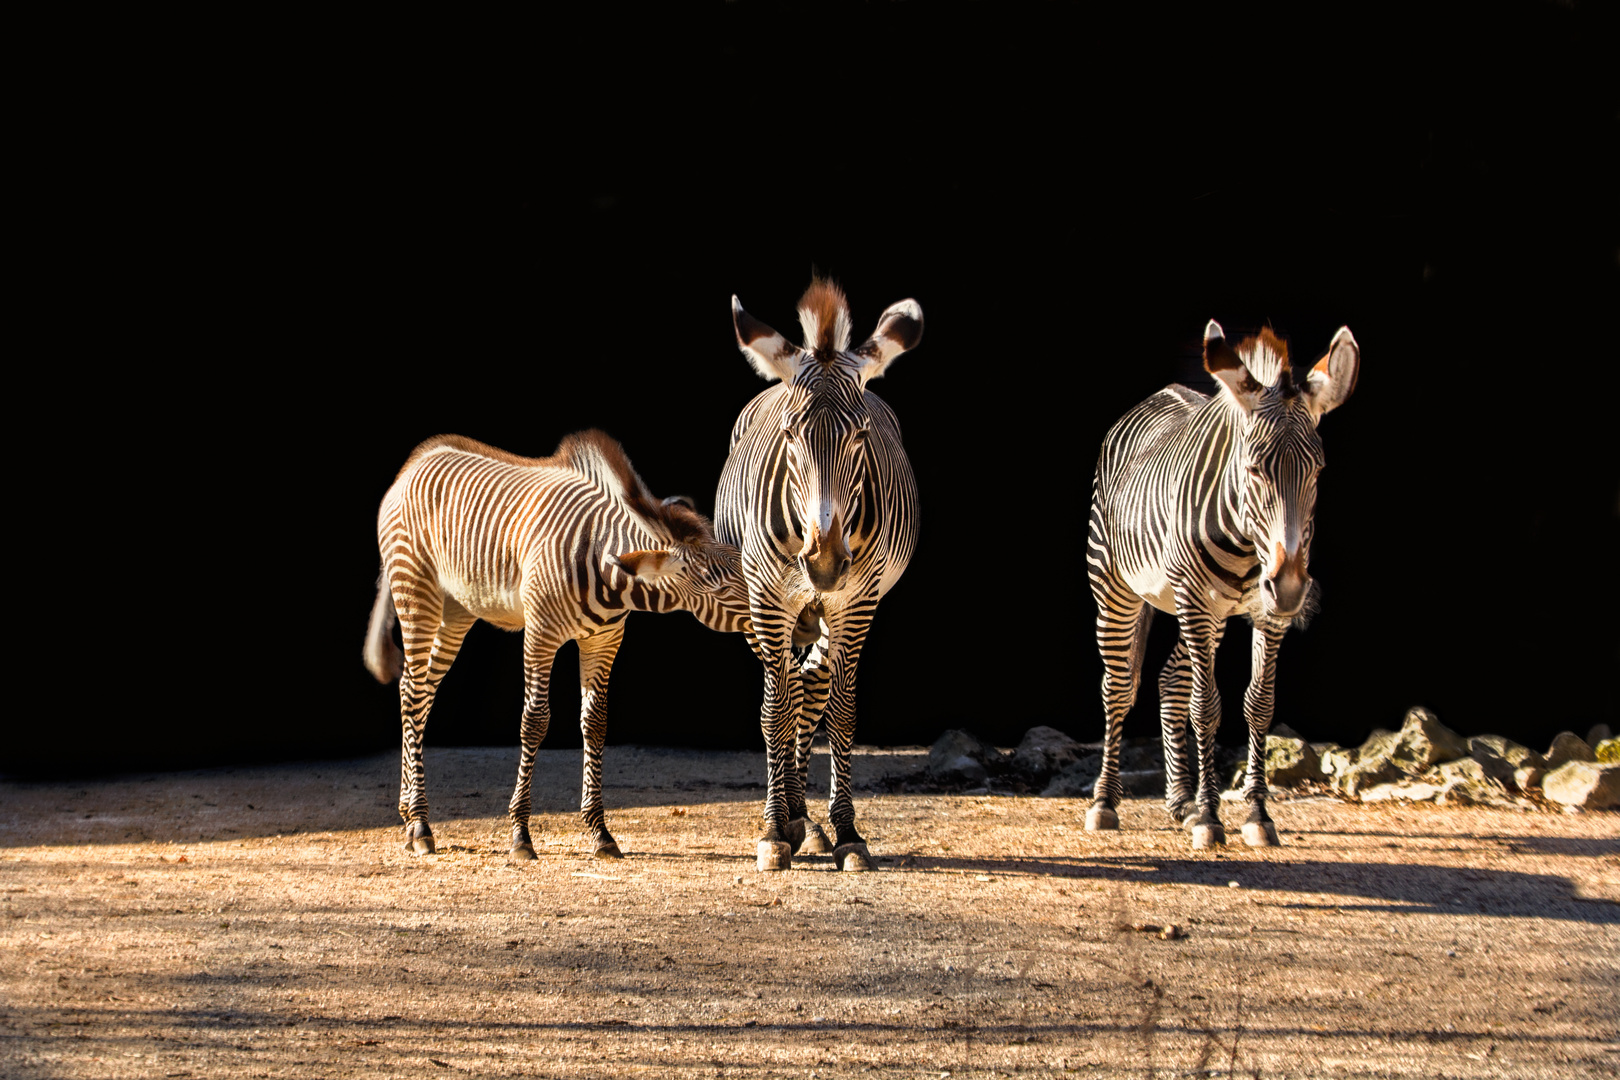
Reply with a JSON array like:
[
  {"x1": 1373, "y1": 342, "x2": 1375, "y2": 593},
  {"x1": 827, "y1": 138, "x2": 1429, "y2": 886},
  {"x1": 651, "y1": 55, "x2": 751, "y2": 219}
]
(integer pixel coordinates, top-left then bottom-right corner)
[
  {"x1": 1190, "y1": 823, "x2": 1227, "y2": 850},
  {"x1": 594, "y1": 840, "x2": 624, "y2": 860},
  {"x1": 509, "y1": 842, "x2": 538, "y2": 862},
  {"x1": 794, "y1": 819, "x2": 833, "y2": 854},
  {"x1": 1242, "y1": 821, "x2": 1280, "y2": 848},
  {"x1": 1084, "y1": 805, "x2": 1119, "y2": 831},
  {"x1": 834, "y1": 843, "x2": 873, "y2": 872},
  {"x1": 756, "y1": 840, "x2": 792, "y2": 872},
  {"x1": 785, "y1": 817, "x2": 806, "y2": 852},
  {"x1": 403, "y1": 822, "x2": 435, "y2": 856}
]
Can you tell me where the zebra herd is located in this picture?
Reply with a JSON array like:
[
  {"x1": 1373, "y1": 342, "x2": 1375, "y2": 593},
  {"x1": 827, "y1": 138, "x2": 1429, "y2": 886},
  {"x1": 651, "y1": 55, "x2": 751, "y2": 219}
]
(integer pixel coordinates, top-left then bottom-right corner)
[{"x1": 363, "y1": 281, "x2": 1358, "y2": 868}]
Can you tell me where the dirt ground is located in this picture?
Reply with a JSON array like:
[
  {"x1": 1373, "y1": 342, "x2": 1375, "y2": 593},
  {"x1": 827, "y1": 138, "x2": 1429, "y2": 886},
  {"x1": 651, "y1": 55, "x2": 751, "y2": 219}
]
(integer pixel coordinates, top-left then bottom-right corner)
[{"x1": 2, "y1": 746, "x2": 1616, "y2": 1079}]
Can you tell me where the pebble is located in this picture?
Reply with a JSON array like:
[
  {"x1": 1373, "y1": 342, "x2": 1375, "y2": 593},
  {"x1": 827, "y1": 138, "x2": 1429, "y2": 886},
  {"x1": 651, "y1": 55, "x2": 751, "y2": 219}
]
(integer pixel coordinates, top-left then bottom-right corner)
[{"x1": 1228, "y1": 881, "x2": 1241, "y2": 889}]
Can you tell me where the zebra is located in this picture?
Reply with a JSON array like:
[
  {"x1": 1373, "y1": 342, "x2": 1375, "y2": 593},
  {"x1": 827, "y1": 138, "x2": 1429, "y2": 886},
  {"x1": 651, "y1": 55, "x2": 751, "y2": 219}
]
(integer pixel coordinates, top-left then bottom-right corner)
[
  {"x1": 716, "y1": 280, "x2": 922, "y2": 873},
  {"x1": 362, "y1": 430, "x2": 752, "y2": 859},
  {"x1": 1084, "y1": 321, "x2": 1359, "y2": 850}
]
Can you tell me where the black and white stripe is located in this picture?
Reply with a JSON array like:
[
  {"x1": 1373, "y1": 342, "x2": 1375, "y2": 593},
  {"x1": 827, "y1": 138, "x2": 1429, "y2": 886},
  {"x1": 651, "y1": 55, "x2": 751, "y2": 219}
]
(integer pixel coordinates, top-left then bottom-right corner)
[
  {"x1": 363, "y1": 430, "x2": 751, "y2": 859},
  {"x1": 1084, "y1": 321, "x2": 1359, "y2": 849},
  {"x1": 716, "y1": 281, "x2": 922, "y2": 872}
]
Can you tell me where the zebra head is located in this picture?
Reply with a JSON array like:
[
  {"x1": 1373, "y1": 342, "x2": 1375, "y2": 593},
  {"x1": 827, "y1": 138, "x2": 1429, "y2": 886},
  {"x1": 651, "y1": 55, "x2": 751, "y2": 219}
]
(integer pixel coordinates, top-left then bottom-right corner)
[
  {"x1": 604, "y1": 498, "x2": 753, "y2": 633},
  {"x1": 1203, "y1": 320, "x2": 1359, "y2": 619},
  {"x1": 732, "y1": 280, "x2": 923, "y2": 595}
]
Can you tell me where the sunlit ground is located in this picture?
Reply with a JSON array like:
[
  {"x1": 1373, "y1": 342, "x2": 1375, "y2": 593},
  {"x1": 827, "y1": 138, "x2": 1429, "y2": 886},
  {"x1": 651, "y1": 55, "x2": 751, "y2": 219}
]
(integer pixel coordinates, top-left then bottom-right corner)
[{"x1": 2, "y1": 746, "x2": 1616, "y2": 1078}]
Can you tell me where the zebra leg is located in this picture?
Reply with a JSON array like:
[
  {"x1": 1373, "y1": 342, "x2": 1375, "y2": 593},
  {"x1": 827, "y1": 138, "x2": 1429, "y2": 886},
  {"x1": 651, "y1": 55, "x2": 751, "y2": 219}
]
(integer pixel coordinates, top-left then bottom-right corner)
[
  {"x1": 1087, "y1": 587, "x2": 1151, "y2": 831},
  {"x1": 577, "y1": 625, "x2": 627, "y2": 859},
  {"x1": 820, "y1": 608, "x2": 876, "y2": 872},
  {"x1": 1240, "y1": 620, "x2": 1287, "y2": 847},
  {"x1": 1176, "y1": 605, "x2": 1228, "y2": 850},
  {"x1": 397, "y1": 597, "x2": 476, "y2": 856},
  {"x1": 507, "y1": 624, "x2": 561, "y2": 862},
  {"x1": 1158, "y1": 638, "x2": 1198, "y2": 826},
  {"x1": 786, "y1": 656, "x2": 833, "y2": 855},
  {"x1": 754, "y1": 609, "x2": 803, "y2": 871}
]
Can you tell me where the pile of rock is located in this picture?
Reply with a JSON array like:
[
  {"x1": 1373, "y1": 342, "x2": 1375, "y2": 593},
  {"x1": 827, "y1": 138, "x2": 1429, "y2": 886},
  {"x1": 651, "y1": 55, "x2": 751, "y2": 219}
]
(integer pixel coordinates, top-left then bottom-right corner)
[
  {"x1": 925, "y1": 725, "x2": 1241, "y2": 798},
  {"x1": 923, "y1": 715, "x2": 1618, "y2": 812},
  {"x1": 1235, "y1": 710, "x2": 1617, "y2": 812}
]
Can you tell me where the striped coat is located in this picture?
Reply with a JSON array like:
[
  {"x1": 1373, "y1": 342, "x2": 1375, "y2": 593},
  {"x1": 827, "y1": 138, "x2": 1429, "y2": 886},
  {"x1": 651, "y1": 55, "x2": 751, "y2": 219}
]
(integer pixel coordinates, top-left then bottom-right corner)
[{"x1": 363, "y1": 430, "x2": 751, "y2": 858}]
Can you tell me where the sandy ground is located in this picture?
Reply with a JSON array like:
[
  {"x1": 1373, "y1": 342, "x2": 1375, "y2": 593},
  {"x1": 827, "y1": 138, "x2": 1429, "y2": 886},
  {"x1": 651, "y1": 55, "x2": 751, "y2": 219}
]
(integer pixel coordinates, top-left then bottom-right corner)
[{"x1": 1, "y1": 745, "x2": 1617, "y2": 1079}]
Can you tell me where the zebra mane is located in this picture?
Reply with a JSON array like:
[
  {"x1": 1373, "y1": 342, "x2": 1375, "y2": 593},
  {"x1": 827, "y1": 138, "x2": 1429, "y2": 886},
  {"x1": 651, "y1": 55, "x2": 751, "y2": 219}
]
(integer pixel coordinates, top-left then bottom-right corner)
[
  {"x1": 554, "y1": 430, "x2": 715, "y2": 545},
  {"x1": 797, "y1": 278, "x2": 853, "y2": 355},
  {"x1": 1236, "y1": 328, "x2": 1289, "y2": 389}
]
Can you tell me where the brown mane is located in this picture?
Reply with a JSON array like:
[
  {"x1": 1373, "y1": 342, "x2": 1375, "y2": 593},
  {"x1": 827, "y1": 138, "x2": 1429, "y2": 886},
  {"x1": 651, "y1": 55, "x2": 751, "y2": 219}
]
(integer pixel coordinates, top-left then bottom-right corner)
[
  {"x1": 797, "y1": 278, "x2": 852, "y2": 355},
  {"x1": 403, "y1": 430, "x2": 715, "y2": 545}
]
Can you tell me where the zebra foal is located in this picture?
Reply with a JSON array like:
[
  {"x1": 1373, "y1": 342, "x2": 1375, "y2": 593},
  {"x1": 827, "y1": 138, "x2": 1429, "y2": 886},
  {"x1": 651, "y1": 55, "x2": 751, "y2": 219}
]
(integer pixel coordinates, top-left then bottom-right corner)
[
  {"x1": 717, "y1": 280, "x2": 922, "y2": 872},
  {"x1": 1085, "y1": 321, "x2": 1359, "y2": 850},
  {"x1": 363, "y1": 430, "x2": 751, "y2": 859}
]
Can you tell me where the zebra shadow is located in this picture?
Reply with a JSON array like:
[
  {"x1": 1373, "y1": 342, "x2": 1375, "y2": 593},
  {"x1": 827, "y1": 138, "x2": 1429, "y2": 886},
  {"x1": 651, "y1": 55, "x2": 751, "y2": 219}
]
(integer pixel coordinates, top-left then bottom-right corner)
[{"x1": 881, "y1": 853, "x2": 1620, "y2": 925}]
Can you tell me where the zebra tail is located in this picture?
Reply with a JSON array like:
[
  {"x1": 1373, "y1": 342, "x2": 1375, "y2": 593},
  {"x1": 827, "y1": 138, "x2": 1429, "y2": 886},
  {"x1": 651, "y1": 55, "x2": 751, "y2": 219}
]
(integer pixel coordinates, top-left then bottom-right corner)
[{"x1": 363, "y1": 577, "x2": 403, "y2": 683}]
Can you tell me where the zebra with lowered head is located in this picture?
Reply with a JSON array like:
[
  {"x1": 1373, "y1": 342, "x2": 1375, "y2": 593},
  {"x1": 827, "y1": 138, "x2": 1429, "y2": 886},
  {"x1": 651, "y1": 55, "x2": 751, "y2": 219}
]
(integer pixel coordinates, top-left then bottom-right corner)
[
  {"x1": 363, "y1": 430, "x2": 751, "y2": 859},
  {"x1": 717, "y1": 280, "x2": 922, "y2": 872},
  {"x1": 1085, "y1": 321, "x2": 1359, "y2": 849}
]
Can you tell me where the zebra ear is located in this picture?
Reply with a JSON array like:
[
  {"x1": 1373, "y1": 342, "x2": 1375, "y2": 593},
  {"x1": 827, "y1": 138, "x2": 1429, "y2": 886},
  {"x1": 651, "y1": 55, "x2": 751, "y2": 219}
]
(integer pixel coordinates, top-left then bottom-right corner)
[
  {"x1": 605, "y1": 549, "x2": 679, "y2": 585},
  {"x1": 733, "y1": 296, "x2": 800, "y2": 383},
  {"x1": 1305, "y1": 327, "x2": 1359, "y2": 420},
  {"x1": 1202, "y1": 319, "x2": 1262, "y2": 414},
  {"x1": 853, "y1": 298, "x2": 923, "y2": 383}
]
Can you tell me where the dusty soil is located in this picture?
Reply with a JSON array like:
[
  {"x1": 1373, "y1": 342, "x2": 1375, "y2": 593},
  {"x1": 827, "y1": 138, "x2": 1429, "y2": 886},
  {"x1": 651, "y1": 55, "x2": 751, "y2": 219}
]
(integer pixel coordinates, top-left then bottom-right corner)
[{"x1": 2, "y1": 746, "x2": 1617, "y2": 1079}]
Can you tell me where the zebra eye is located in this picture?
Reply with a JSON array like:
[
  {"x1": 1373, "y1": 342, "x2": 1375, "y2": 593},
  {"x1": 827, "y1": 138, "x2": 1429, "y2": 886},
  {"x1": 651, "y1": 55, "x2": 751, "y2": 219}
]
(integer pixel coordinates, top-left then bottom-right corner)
[{"x1": 1246, "y1": 465, "x2": 1264, "y2": 479}]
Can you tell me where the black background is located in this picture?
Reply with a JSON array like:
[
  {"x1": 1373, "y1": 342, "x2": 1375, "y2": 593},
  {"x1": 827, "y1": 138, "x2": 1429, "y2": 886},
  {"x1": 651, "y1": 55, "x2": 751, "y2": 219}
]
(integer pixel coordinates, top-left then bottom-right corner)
[{"x1": 14, "y1": 2, "x2": 1615, "y2": 777}]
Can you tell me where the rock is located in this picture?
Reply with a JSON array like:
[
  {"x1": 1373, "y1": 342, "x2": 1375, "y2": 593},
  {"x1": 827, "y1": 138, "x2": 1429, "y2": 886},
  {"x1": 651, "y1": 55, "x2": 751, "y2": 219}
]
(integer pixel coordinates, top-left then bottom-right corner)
[
  {"x1": 1120, "y1": 738, "x2": 1163, "y2": 772},
  {"x1": 1430, "y1": 758, "x2": 1513, "y2": 807},
  {"x1": 1335, "y1": 756, "x2": 1407, "y2": 797},
  {"x1": 1543, "y1": 732, "x2": 1597, "y2": 771},
  {"x1": 1264, "y1": 734, "x2": 1320, "y2": 788},
  {"x1": 927, "y1": 730, "x2": 1006, "y2": 784},
  {"x1": 1541, "y1": 762, "x2": 1620, "y2": 810},
  {"x1": 1387, "y1": 707, "x2": 1469, "y2": 773},
  {"x1": 1513, "y1": 765, "x2": 1546, "y2": 792},
  {"x1": 1468, "y1": 735, "x2": 1546, "y2": 786},
  {"x1": 1597, "y1": 738, "x2": 1620, "y2": 765},
  {"x1": 1359, "y1": 781, "x2": 1441, "y2": 803},
  {"x1": 1587, "y1": 724, "x2": 1613, "y2": 749},
  {"x1": 1008, "y1": 726, "x2": 1084, "y2": 783},
  {"x1": 1319, "y1": 744, "x2": 1356, "y2": 777},
  {"x1": 1270, "y1": 723, "x2": 1303, "y2": 740},
  {"x1": 1040, "y1": 753, "x2": 1101, "y2": 797},
  {"x1": 1119, "y1": 769, "x2": 1165, "y2": 798}
]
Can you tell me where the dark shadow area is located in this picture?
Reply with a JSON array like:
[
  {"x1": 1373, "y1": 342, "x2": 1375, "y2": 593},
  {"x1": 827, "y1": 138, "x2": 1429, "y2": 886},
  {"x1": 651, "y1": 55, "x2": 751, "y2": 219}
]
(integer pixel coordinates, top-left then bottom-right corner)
[
  {"x1": 876, "y1": 855, "x2": 1618, "y2": 926},
  {"x1": 17, "y1": 2, "x2": 1617, "y2": 782}
]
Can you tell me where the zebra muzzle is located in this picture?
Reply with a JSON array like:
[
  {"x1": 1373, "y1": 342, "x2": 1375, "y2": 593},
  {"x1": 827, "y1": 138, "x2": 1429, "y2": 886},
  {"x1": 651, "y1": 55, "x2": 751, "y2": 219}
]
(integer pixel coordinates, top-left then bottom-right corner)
[{"x1": 800, "y1": 517, "x2": 852, "y2": 593}]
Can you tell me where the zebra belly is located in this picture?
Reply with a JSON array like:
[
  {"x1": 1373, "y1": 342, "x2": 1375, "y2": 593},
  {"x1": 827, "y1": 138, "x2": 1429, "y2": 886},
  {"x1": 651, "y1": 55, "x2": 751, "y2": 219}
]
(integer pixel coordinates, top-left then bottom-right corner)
[
  {"x1": 1124, "y1": 565, "x2": 1178, "y2": 614},
  {"x1": 439, "y1": 572, "x2": 525, "y2": 630}
]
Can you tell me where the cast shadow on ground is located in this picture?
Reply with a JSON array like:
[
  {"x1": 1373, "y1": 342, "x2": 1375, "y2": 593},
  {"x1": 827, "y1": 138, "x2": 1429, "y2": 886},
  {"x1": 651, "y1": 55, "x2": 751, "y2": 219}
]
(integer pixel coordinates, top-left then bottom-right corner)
[{"x1": 877, "y1": 853, "x2": 1619, "y2": 925}]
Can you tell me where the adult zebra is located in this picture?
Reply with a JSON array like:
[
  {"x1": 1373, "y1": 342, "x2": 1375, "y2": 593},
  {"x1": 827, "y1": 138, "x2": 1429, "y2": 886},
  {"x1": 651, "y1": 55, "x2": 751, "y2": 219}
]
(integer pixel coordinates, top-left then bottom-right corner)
[
  {"x1": 717, "y1": 280, "x2": 922, "y2": 873},
  {"x1": 363, "y1": 430, "x2": 751, "y2": 859},
  {"x1": 1085, "y1": 321, "x2": 1359, "y2": 850}
]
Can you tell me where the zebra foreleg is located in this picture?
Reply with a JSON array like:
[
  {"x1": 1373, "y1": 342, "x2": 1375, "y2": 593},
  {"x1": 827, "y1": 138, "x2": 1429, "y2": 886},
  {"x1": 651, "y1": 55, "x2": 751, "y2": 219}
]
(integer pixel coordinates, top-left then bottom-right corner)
[
  {"x1": 397, "y1": 601, "x2": 476, "y2": 856},
  {"x1": 1087, "y1": 594, "x2": 1151, "y2": 831},
  {"x1": 1239, "y1": 621, "x2": 1286, "y2": 847},
  {"x1": 577, "y1": 627, "x2": 627, "y2": 859},
  {"x1": 1158, "y1": 639, "x2": 1198, "y2": 827},
  {"x1": 785, "y1": 657, "x2": 833, "y2": 855},
  {"x1": 507, "y1": 626, "x2": 560, "y2": 862}
]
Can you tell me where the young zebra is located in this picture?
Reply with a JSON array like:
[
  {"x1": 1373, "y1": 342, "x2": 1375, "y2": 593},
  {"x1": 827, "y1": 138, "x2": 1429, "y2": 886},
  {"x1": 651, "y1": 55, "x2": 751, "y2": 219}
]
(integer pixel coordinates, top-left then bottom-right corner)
[
  {"x1": 362, "y1": 430, "x2": 752, "y2": 859},
  {"x1": 1085, "y1": 321, "x2": 1359, "y2": 850}
]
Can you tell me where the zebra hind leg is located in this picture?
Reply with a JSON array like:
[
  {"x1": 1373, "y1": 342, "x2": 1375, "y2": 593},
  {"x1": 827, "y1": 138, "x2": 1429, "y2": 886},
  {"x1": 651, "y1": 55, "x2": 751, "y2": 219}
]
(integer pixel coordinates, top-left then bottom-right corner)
[
  {"x1": 1157, "y1": 639, "x2": 1199, "y2": 827},
  {"x1": 1086, "y1": 596, "x2": 1152, "y2": 832},
  {"x1": 786, "y1": 654, "x2": 832, "y2": 855}
]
